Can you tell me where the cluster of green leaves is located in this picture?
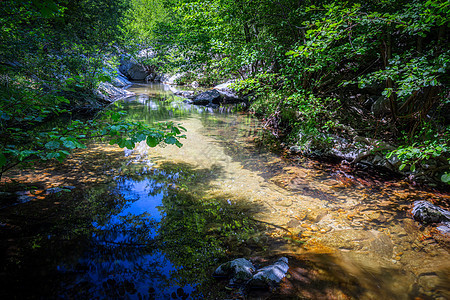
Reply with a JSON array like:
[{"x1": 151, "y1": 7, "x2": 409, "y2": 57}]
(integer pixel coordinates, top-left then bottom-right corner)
[
  {"x1": 0, "y1": 81, "x2": 186, "y2": 178},
  {"x1": 106, "y1": 110, "x2": 186, "y2": 149},
  {"x1": 283, "y1": 1, "x2": 448, "y2": 164},
  {"x1": 123, "y1": 0, "x2": 305, "y2": 80},
  {"x1": 386, "y1": 130, "x2": 449, "y2": 182}
]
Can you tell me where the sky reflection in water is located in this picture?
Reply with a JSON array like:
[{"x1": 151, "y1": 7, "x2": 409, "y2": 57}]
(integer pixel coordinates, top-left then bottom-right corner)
[{"x1": 60, "y1": 174, "x2": 196, "y2": 299}]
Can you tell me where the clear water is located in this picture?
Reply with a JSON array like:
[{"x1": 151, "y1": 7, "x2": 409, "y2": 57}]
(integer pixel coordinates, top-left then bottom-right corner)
[{"x1": 0, "y1": 83, "x2": 449, "y2": 299}]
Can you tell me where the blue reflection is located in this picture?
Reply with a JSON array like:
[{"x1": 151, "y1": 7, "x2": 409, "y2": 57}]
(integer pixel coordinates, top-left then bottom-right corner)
[{"x1": 58, "y1": 175, "x2": 196, "y2": 299}]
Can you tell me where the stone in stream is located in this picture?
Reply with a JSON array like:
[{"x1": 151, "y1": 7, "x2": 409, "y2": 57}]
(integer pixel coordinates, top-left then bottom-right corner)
[
  {"x1": 412, "y1": 201, "x2": 450, "y2": 224},
  {"x1": 173, "y1": 90, "x2": 195, "y2": 99},
  {"x1": 412, "y1": 201, "x2": 450, "y2": 234},
  {"x1": 119, "y1": 60, "x2": 149, "y2": 80},
  {"x1": 213, "y1": 257, "x2": 289, "y2": 292},
  {"x1": 213, "y1": 258, "x2": 256, "y2": 285},
  {"x1": 214, "y1": 80, "x2": 242, "y2": 103},
  {"x1": 192, "y1": 89, "x2": 222, "y2": 105},
  {"x1": 247, "y1": 257, "x2": 289, "y2": 289}
]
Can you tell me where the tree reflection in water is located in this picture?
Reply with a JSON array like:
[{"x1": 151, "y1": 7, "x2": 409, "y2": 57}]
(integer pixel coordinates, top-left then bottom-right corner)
[{"x1": 57, "y1": 162, "x2": 259, "y2": 299}]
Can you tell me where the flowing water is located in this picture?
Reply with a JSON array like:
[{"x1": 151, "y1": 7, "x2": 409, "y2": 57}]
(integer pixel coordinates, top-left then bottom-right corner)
[{"x1": 0, "y1": 83, "x2": 449, "y2": 299}]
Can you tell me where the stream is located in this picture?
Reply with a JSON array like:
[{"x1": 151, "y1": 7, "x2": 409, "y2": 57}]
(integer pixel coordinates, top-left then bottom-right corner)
[{"x1": 0, "y1": 83, "x2": 449, "y2": 299}]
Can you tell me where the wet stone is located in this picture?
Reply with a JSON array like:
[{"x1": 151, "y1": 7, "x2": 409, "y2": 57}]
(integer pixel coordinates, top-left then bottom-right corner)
[
  {"x1": 436, "y1": 222, "x2": 450, "y2": 234},
  {"x1": 213, "y1": 258, "x2": 256, "y2": 284},
  {"x1": 248, "y1": 257, "x2": 289, "y2": 289},
  {"x1": 417, "y1": 274, "x2": 444, "y2": 297},
  {"x1": 286, "y1": 218, "x2": 301, "y2": 228},
  {"x1": 276, "y1": 199, "x2": 293, "y2": 207},
  {"x1": 412, "y1": 201, "x2": 450, "y2": 225},
  {"x1": 214, "y1": 257, "x2": 290, "y2": 295},
  {"x1": 306, "y1": 210, "x2": 328, "y2": 223}
]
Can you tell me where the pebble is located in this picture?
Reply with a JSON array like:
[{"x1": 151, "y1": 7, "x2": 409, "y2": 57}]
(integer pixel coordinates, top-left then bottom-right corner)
[{"x1": 301, "y1": 231, "x2": 313, "y2": 237}]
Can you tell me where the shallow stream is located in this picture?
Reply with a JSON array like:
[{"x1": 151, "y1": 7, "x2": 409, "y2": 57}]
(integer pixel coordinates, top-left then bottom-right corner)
[{"x1": 1, "y1": 83, "x2": 449, "y2": 299}]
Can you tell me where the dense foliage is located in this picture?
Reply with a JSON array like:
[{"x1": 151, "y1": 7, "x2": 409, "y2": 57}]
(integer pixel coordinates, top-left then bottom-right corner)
[
  {"x1": 126, "y1": 0, "x2": 449, "y2": 184},
  {"x1": 0, "y1": 0, "x2": 185, "y2": 178}
]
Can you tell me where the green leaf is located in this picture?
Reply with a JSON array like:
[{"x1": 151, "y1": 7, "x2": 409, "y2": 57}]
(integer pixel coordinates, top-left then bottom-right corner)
[
  {"x1": 46, "y1": 152, "x2": 59, "y2": 159},
  {"x1": 165, "y1": 136, "x2": 178, "y2": 145},
  {"x1": 285, "y1": 50, "x2": 297, "y2": 56},
  {"x1": 125, "y1": 140, "x2": 135, "y2": 149},
  {"x1": 399, "y1": 164, "x2": 407, "y2": 171},
  {"x1": 0, "y1": 153, "x2": 6, "y2": 168},
  {"x1": 146, "y1": 136, "x2": 159, "y2": 147},
  {"x1": 441, "y1": 173, "x2": 450, "y2": 184},
  {"x1": 45, "y1": 141, "x2": 61, "y2": 150},
  {"x1": 172, "y1": 127, "x2": 181, "y2": 135},
  {"x1": 98, "y1": 74, "x2": 112, "y2": 83},
  {"x1": 111, "y1": 112, "x2": 121, "y2": 122},
  {"x1": 135, "y1": 133, "x2": 147, "y2": 142},
  {"x1": 63, "y1": 140, "x2": 76, "y2": 149}
]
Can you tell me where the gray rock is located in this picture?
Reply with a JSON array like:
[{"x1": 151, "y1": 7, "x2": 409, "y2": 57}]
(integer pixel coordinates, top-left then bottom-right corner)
[
  {"x1": 96, "y1": 82, "x2": 134, "y2": 101},
  {"x1": 154, "y1": 74, "x2": 169, "y2": 82},
  {"x1": 162, "y1": 73, "x2": 184, "y2": 85},
  {"x1": 15, "y1": 191, "x2": 36, "y2": 203},
  {"x1": 145, "y1": 73, "x2": 157, "y2": 82},
  {"x1": 247, "y1": 257, "x2": 289, "y2": 289},
  {"x1": 214, "y1": 81, "x2": 242, "y2": 103},
  {"x1": 174, "y1": 90, "x2": 195, "y2": 99},
  {"x1": 193, "y1": 89, "x2": 222, "y2": 105},
  {"x1": 119, "y1": 61, "x2": 149, "y2": 81},
  {"x1": 412, "y1": 201, "x2": 450, "y2": 225},
  {"x1": 371, "y1": 96, "x2": 391, "y2": 116},
  {"x1": 112, "y1": 72, "x2": 132, "y2": 87},
  {"x1": 214, "y1": 80, "x2": 236, "y2": 90},
  {"x1": 213, "y1": 258, "x2": 256, "y2": 284},
  {"x1": 436, "y1": 222, "x2": 450, "y2": 234}
]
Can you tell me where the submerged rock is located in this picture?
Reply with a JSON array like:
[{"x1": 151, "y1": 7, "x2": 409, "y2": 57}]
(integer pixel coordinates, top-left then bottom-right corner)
[
  {"x1": 173, "y1": 90, "x2": 195, "y2": 99},
  {"x1": 248, "y1": 257, "x2": 289, "y2": 289},
  {"x1": 213, "y1": 258, "x2": 256, "y2": 284},
  {"x1": 46, "y1": 186, "x2": 76, "y2": 194}
]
